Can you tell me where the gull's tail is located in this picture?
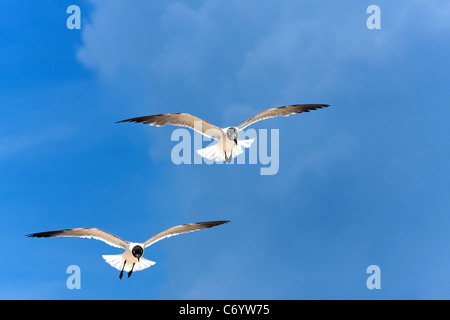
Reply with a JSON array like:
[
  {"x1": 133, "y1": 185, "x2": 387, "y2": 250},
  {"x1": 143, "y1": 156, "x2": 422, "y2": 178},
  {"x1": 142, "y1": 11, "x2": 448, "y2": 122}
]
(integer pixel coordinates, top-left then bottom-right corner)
[
  {"x1": 196, "y1": 142, "x2": 225, "y2": 162},
  {"x1": 228, "y1": 138, "x2": 255, "y2": 161},
  {"x1": 235, "y1": 138, "x2": 254, "y2": 155},
  {"x1": 102, "y1": 254, "x2": 156, "y2": 272},
  {"x1": 196, "y1": 139, "x2": 255, "y2": 163}
]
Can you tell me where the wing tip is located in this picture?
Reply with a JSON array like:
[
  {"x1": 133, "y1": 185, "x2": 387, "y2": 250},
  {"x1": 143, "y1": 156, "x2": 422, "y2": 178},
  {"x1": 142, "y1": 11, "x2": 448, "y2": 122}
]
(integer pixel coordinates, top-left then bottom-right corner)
[
  {"x1": 115, "y1": 118, "x2": 146, "y2": 124},
  {"x1": 203, "y1": 220, "x2": 231, "y2": 228},
  {"x1": 292, "y1": 103, "x2": 330, "y2": 108},
  {"x1": 115, "y1": 116, "x2": 152, "y2": 124},
  {"x1": 26, "y1": 231, "x2": 57, "y2": 238},
  {"x1": 25, "y1": 228, "x2": 90, "y2": 239},
  {"x1": 188, "y1": 220, "x2": 231, "y2": 229},
  {"x1": 116, "y1": 113, "x2": 185, "y2": 125}
]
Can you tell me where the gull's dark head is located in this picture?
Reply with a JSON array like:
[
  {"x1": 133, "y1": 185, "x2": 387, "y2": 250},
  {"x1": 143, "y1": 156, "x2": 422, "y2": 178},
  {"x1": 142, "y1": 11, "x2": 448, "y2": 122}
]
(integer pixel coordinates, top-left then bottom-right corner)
[
  {"x1": 226, "y1": 127, "x2": 238, "y2": 144},
  {"x1": 132, "y1": 245, "x2": 144, "y2": 261}
]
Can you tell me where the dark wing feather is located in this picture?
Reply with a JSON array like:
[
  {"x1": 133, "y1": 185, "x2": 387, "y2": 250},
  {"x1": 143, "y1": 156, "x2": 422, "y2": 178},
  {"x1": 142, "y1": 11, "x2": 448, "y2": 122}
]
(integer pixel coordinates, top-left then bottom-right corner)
[
  {"x1": 27, "y1": 228, "x2": 128, "y2": 249},
  {"x1": 237, "y1": 104, "x2": 329, "y2": 130},
  {"x1": 143, "y1": 221, "x2": 229, "y2": 248},
  {"x1": 117, "y1": 113, "x2": 223, "y2": 140}
]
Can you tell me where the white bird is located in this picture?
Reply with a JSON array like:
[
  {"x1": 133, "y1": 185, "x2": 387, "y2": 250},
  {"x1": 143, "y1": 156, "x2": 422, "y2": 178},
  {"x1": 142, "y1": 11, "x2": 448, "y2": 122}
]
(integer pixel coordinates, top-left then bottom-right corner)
[
  {"x1": 117, "y1": 103, "x2": 329, "y2": 163},
  {"x1": 27, "y1": 220, "x2": 229, "y2": 279}
]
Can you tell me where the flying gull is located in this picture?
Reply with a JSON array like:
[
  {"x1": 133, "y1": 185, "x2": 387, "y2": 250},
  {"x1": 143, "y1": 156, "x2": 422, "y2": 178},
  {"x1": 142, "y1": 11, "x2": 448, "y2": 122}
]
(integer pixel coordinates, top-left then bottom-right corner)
[
  {"x1": 117, "y1": 103, "x2": 329, "y2": 163},
  {"x1": 27, "y1": 220, "x2": 229, "y2": 279}
]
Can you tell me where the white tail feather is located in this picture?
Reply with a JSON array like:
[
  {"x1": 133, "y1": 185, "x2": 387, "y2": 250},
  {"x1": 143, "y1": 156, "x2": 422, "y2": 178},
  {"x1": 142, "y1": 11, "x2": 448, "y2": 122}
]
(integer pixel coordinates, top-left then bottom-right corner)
[
  {"x1": 233, "y1": 138, "x2": 255, "y2": 158},
  {"x1": 196, "y1": 139, "x2": 254, "y2": 162},
  {"x1": 134, "y1": 257, "x2": 156, "y2": 271},
  {"x1": 102, "y1": 254, "x2": 124, "y2": 271},
  {"x1": 238, "y1": 138, "x2": 254, "y2": 149},
  {"x1": 196, "y1": 143, "x2": 225, "y2": 162},
  {"x1": 102, "y1": 254, "x2": 156, "y2": 272}
]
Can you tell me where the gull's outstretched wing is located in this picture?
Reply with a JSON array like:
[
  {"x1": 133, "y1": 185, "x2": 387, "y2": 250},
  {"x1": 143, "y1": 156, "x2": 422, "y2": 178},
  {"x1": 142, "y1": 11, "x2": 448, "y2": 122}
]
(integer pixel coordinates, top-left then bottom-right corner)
[
  {"x1": 237, "y1": 104, "x2": 329, "y2": 130},
  {"x1": 117, "y1": 113, "x2": 223, "y2": 140},
  {"x1": 143, "y1": 221, "x2": 230, "y2": 248},
  {"x1": 27, "y1": 228, "x2": 129, "y2": 249}
]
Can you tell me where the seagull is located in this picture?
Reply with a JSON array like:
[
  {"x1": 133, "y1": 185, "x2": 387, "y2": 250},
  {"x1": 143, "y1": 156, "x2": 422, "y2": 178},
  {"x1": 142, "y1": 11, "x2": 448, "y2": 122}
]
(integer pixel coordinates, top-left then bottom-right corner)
[
  {"x1": 27, "y1": 220, "x2": 229, "y2": 279},
  {"x1": 117, "y1": 103, "x2": 329, "y2": 163}
]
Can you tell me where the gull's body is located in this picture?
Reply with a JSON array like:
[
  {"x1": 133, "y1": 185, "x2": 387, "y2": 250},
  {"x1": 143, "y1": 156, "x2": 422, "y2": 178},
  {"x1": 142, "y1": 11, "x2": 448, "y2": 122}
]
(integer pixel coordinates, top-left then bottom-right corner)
[
  {"x1": 27, "y1": 221, "x2": 229, "y2": 279},
  {"x1": 222, "y1": 128, "x2": 238, "y2": 158},
  {"x1": 117, "y1": 103, "x2": 329, "y2": 163},
  {"x1": 102, "y1": 242, "x2": 153, "y2": 277},
  {"x1": 210, "y1": 127, "x2": 246, "y2": 163}
]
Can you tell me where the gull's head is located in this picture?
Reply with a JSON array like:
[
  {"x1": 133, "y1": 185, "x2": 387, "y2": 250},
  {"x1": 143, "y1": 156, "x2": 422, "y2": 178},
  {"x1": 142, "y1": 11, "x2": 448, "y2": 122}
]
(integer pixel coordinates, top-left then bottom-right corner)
[
  {"x1": 226, "y1": 127, "x2": 239, "y2": 143},
  {"x1": 132, "y1": 245, "x2": 144, "y2": 261}
]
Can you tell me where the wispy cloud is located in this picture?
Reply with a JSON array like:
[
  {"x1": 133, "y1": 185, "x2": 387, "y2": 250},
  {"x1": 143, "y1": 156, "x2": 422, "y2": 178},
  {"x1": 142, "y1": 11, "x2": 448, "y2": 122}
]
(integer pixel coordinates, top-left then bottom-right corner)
[
  {"x1": 76, "y1": 0, "x2": 450, "y2": 118},
  {"x1": 0, "y1": 125, "x2": 76, "y2": 159}
]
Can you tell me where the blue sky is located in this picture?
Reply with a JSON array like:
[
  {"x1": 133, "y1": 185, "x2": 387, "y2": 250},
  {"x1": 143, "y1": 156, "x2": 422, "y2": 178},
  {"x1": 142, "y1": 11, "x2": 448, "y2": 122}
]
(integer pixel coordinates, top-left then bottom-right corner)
[{"x1": 1, "y1": 0, "x2": 450, "y2": 299}]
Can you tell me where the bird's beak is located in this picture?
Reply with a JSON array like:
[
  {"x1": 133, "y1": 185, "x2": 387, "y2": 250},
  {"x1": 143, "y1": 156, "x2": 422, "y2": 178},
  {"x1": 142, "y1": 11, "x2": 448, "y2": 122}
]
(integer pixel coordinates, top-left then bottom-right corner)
[{"x1": 234, "y1": 138, "x2": 238, "y2": 145}]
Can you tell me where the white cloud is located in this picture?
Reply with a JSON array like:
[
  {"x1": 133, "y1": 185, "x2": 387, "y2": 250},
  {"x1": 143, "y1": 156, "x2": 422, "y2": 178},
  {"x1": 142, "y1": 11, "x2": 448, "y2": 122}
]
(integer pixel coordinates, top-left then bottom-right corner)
[
  {"x1": 77, "y1": 0, "x2": 450, "y2": 119},
  {"x1": 77, "y1": 0, "x2": 162, "y2": 79},
  {"x1": 78, "y1": 0, "x2": 450, "y2": 80},
  {"x1": 73, "y1": 0, "x2": 450, "y2": 298}
]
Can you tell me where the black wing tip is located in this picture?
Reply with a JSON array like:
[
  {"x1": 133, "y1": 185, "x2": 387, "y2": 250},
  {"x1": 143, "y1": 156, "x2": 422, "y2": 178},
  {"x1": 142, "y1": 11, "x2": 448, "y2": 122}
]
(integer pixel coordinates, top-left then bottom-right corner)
[
  {"x1": 116, "y1": 113, "x2": 184, "y2": 124},
  {"x1": 115, "y1": 116, "x2": 151, "y2": 124},
  {"x1": 207, "y1": 220, "x2": 231, "y2": 228},
  {"x1": 26, "y1": 231, "x2": 58, "y2": 238},
  {"x1": 292, "y1": 103, "x2": 330, "y2": 108},
  {"x1": 212, "y1": 220, "x2": 231, "y2": 224},
  {"x1": 291, "y1": 104, "x2": 330, "y2": 113},
  {"x1": 116, "y1": 118, "x2": 145, "y2": 124},
  {"x1": 26, "y1": 228, "x2": 85, "y2": 238},
  {"x1": 195, "y1": 220, "x2": 230, "y2": 228},
  {"x1": 215, "y1": 220, "x2": 231, "y2": 225}
]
